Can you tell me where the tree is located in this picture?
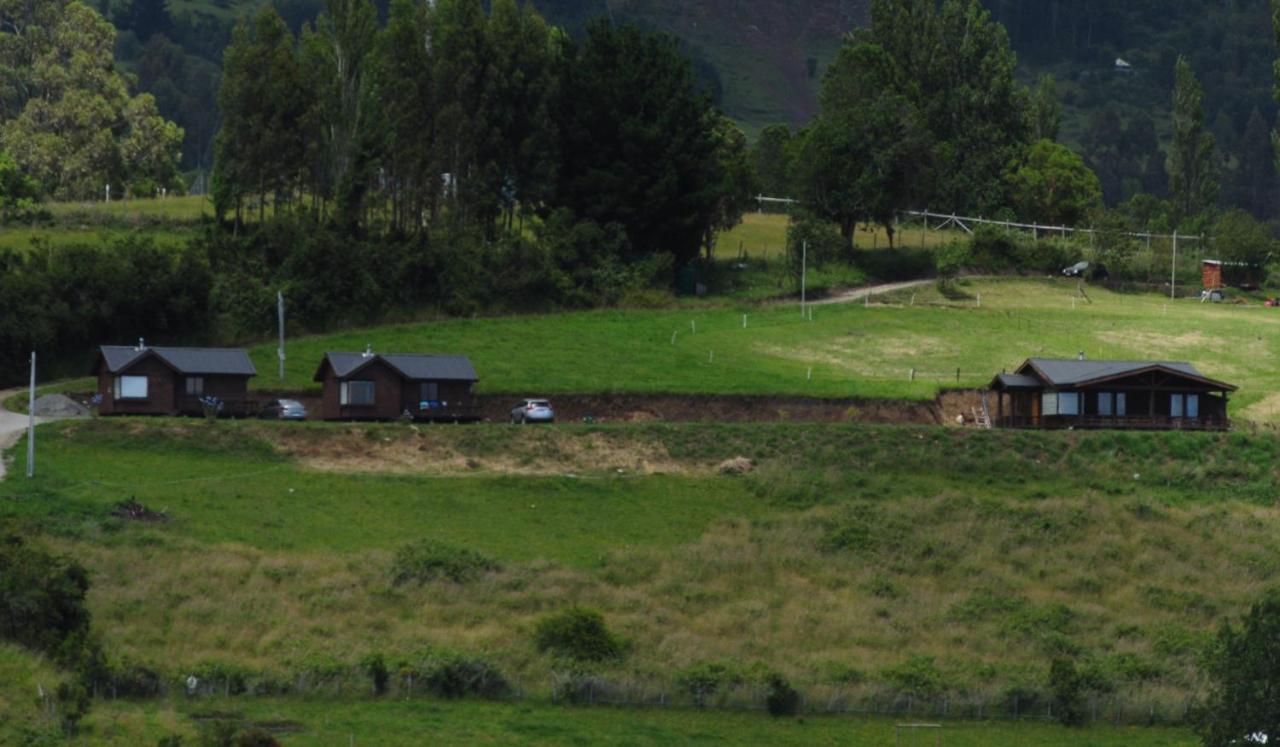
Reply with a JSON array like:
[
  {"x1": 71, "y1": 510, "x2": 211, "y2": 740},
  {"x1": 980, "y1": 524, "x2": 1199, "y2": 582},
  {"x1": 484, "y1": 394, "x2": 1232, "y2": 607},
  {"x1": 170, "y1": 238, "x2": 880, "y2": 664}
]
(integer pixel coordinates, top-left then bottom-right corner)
[
  {"x1": 375, "y1": 0, "x2": 437, "y2": 233},
  {"x1": 702, "y1": 115, "x2": 756, "y2": 259},
  {"x1": 1167, "y1": 56, "x2": 1218, "y2": 223},
  {"x1": 1029, "y1": 74, "x2": 1061, "y2": 142},
  {"x1": 1004, "y1": 140, "x2": 1102, "y2": 226},
  {"x1": 751, "y1": 125, "x2": 796, "y2": 197},
  {"x1": 485, "y1": 0, "x2": 558, "y2": 231},
  {"x1": 430, "y1": 0, "x2": 496, "y2": 226},
  {"x1": 1198, "y1": 591, "x2": 1280, "y2": 746},
  {"x1": 797, "y1": 41, "x2": 932, "y2": 247},
  {"x1": 0, "y1": 0, "x2": 184, "y2": 199},
  {"x1": 1213, "y1": 209, "x2": 1274, "y2": 269},
  {"x1": 1238, "y1": 109, "x2": 1275, "y2": 218},
  {"x1": 551, "y1": 22, "x2": 720, "y2": 266},
  {"x1": 303, "y1": 0, "x2": 381, "y2": 230},
  {"x1": 212, "y1": 6, "x2": 307, "y2": 226},
  {"x1": 857, "y1": 0, "x2": 1028, "y2": 214},
  {"x1": 0, "y1": 150, "x2": 40, "y2": 220}
]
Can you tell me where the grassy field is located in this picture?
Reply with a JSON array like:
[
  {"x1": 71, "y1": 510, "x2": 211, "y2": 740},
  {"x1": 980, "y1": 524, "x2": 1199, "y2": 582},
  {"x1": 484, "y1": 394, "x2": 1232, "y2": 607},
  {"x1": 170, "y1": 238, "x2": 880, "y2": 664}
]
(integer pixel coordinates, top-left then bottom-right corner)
[
  {"x1": 66, "y1": 696, "x2": 1196, "y2": 745},
  {"x1": 714, "y1": 213, "x2": 955, "y2": 260},
  {"x1": 4, "y1": 418, "x2": 1280, "y2": 744},
  {"x1": 244, "y1": 278, "x2": 1280, "y2": 418}
]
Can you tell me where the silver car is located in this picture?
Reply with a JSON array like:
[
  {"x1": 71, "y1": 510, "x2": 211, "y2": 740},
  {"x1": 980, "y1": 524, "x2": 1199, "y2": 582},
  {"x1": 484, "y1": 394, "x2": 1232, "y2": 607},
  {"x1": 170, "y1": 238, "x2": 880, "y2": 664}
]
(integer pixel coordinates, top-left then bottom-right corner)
[
  {"x1": 262, "y1": 398, "x2": 308, "y2": 420},
  {"x1": 510, "y1": 398, "x2": 554, "y2": 424}
]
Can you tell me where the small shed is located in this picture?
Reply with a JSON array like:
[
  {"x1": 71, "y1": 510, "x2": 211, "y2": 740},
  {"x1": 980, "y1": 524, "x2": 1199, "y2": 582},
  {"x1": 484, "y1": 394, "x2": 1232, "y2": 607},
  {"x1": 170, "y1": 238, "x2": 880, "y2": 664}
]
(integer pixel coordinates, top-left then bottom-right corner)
[
  {"x1": 313, "y1": 349, "x2": 479, "y2": 421},
  {"x1": 1202, "y1": 259, "x2": 1223, "y2": 290},
  {"x1": 989, "y1": 356, "x2": 1235, "y2": 430},
  {"x1": 92, "y1": 341, "x2": 257, "y2": 416}
]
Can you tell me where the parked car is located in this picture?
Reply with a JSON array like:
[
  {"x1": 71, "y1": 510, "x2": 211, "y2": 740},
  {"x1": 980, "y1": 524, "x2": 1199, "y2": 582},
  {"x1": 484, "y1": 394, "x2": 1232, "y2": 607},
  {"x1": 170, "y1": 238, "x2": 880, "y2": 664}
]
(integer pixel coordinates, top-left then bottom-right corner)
[
  {"x1": 510, "y1": 398, "x2": 555, "y2": 424},
  {"x1": 261, "y1": 398, "x2": 307, "y2": 420},
  {"x1": 1062, "y1": 261, "x2": 1089, "y2": 277}
]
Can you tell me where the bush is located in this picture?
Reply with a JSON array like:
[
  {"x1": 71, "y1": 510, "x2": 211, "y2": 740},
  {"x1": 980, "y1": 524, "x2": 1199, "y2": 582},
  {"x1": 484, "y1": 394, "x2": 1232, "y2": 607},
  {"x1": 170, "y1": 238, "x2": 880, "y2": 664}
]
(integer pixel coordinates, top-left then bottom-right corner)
[
  {"x1": 361, "y1": 653, "x2": 389, "y2": 695},
  {"x1": 934, "y1": 240, "x2": 970, "y2": 289},
  {"x1": 533, "y1": 607, "x2": 623, "y2": 662},
  {"x1": 418, "y1": 655, "x2": 510, "y2": 700},
  {"x1": 676, "y1": 662, "x2": 741, "y2": 707},
  {"x1": 765, "y1": 673, "x2": 800, "y2": 717},
  {"x1": 786, "y1": 212, "x2": 848, "y2": 273},
  {"x1": 0, "y1": 536, "x2": 91, "y2": 658},
  {"x1": 881, "y1": 655, "x2": 945, "y2": 698},
  {"x1": 390, "y1": 540, "x2": 498, "y2": 584},
  {"x1": 1047, "y1": 658, "x2": 1085, "y2": 726}
]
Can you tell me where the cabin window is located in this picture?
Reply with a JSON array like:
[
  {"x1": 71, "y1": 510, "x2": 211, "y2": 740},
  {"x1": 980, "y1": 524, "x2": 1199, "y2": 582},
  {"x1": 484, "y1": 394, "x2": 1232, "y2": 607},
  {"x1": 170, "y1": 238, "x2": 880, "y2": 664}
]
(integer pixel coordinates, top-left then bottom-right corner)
[
  {"x1": 1041, "y1": 392, "x2": 1057, "y2": 415},
  {"x1": 341, "y1": 380, "x2": 375, "y2": 406},
  {"x1": 420, "y1": 382, "x2": 439, "y2": 401},
  {"x1": 1172, "y1": 393, "x2": 1199, "y2": 419},
  {"x1": 1116, "y1": 393, "x2": 1126, "y2": 416},
  {"x1": 1058, "y1": 392, "x2": 1079, "y2": 415},
  {"x1": 114, "y1": 375, "x2": 148, "y2": 400},
  {"x1": 1098, "y1": 392, "x2": 1112, "y2": 416},
  {"x1": 185, "y1": 377, "x2": 204, "y2": 396}
]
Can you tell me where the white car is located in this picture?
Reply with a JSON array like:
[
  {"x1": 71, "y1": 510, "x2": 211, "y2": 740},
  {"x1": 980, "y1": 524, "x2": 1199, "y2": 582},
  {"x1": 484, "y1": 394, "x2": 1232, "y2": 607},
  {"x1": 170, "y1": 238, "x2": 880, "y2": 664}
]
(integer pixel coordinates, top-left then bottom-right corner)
[{"x1": 510, "y1": 399, "x2": 555, "y2": 424}]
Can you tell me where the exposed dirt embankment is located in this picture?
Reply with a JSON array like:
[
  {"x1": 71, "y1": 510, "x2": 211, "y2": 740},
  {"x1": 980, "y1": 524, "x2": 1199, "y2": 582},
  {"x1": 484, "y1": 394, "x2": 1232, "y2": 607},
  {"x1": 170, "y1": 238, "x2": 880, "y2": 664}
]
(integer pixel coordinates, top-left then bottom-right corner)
[{"x1": 476, "y1": 391, "x2": 987, "y2": 426}]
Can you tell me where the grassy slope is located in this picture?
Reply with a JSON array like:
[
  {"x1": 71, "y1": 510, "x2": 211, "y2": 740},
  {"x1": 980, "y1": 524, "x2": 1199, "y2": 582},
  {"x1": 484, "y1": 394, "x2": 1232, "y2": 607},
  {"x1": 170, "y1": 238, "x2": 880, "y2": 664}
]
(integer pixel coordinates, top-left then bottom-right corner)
[
  {"x1": 5, "y1": 418, "x2": 1280, "y2": 736},
  {"x1": 252, "y1": 278, "x2": 1280, "y2": 418}
]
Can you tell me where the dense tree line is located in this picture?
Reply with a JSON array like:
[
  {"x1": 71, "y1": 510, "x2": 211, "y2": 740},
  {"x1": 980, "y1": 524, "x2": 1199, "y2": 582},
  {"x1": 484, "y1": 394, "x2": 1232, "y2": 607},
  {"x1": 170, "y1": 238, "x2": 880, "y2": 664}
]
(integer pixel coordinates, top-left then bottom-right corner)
[{"x1": 210, "y1": 0, "x2": 750, "y2": 268}]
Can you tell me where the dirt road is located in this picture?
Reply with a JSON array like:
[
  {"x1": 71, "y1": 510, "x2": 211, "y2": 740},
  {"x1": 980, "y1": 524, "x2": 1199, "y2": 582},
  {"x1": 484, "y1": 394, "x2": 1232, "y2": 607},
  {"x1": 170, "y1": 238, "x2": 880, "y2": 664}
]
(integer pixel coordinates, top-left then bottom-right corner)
[
  {"x1": 807, "y1": 278, "x2": 935, "y2": 306},
  {"x1": 0, "y1": 387, "x2": 36, "y2": 480}
]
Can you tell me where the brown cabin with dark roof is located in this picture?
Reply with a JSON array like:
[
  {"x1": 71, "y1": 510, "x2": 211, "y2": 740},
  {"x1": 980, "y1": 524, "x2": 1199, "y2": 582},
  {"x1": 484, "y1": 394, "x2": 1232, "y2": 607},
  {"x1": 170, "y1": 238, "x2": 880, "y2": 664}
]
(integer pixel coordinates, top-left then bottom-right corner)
[
  {"x1": 988, "y1": 356, "x2": 1236, "y2": 430},
  {"x1": 313, "y1": 348, "x2": 479, "y2": 421},
  {"x1": 92, "y1": 341, "x2": 257, "y2": 416}
]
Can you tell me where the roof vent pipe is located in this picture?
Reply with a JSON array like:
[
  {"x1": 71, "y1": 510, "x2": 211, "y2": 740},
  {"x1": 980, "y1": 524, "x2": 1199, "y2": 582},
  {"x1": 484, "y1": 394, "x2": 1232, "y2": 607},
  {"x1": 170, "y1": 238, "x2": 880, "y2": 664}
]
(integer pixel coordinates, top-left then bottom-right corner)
[
  {"x1": 137, "y1": 337, "x2": 146, "y2": 351},
  {"x1": 1078, "y1": 351, "x2": 1085, "y2": 361},
  {"x1": 363, "y1": 344, "x2": 373, "y2": 358}
]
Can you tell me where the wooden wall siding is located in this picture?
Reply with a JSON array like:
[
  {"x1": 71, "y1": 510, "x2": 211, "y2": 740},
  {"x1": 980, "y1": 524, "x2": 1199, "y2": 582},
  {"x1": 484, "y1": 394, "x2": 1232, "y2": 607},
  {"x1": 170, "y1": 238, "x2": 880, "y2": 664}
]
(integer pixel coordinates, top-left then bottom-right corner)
[
  {"x1": 319, "y1": 360, "x2": 404, "y2": 421},
  {"x1": 398, "y1": 380, "x2": 474, "y2": 417},
  {"x1": 1203, "y1": 262, "x2": 1223, "y2": 289},
  {"x1": 98, "y1": 361, "x2": 253, "y2": 416}
]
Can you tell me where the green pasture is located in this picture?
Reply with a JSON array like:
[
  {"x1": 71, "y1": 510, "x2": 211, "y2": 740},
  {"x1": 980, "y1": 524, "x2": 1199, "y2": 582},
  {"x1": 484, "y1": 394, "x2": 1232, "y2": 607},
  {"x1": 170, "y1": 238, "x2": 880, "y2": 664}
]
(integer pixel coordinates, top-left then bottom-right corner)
[
  {"x1": 75, "y1": 696, "x2": 1197, "y2": 745},
  {"x1": 713, "y1": 212, "x2": 955, "y2": 259},
  {"x1": 251, "y1": 278, "x2": 1280, "y2": 419}
]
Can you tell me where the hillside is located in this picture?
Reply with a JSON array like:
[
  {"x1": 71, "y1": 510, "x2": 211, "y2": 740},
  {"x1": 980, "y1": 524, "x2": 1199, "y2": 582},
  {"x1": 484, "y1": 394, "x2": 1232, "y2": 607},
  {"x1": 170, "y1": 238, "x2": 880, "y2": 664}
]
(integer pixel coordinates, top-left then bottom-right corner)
[{"x1": 6, "y1": 417, "x2": 1280, "y2": 740}]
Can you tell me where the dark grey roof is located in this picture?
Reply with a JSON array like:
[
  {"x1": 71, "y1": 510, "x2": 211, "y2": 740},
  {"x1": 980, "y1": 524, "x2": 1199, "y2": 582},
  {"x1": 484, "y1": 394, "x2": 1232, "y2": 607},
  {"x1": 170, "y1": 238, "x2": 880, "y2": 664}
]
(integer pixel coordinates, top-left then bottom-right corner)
[
  {"x1": 98, "y1": 346, "x2": 256, "y2": 376},
  {"x1": 1019, "y1": 357, "x2": 1233, "y2": 390},
  {"x1": 319, "y1": 352, "x2": 478, "y2": 381},
  {"x1": 994, "y1": 373, "x2": 1041, "y2": 389}
]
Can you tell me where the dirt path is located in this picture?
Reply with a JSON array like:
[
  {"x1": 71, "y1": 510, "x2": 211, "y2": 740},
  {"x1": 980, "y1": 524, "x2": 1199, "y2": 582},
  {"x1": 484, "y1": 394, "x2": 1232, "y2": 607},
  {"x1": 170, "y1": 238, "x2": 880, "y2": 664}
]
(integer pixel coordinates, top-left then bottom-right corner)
[
  {"x1": 0, "y1": 387, "x2": 36, "y2": 480},
  {"x1": 807, "y1": 278, "x2": 935, "y2": 306}
]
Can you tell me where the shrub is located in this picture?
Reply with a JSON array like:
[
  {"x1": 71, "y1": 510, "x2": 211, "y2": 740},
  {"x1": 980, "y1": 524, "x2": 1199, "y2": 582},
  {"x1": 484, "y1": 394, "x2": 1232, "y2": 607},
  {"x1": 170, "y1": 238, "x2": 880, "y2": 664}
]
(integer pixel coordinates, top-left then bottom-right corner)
[
  {"x1": 533, "y1": 607, "x2": 623, "y2": 662},
  {"x1": 390, "y1": 540, "x2": 498, "y2": 585},
  {"x1": 361, "y1": 653, "x2": 389, "y2": 695},
  {"x1": 765, "y1": 673, "x2": 800, "y2": 717},
  {"x1": 881, "y1": 655, "x2": 945, "y2": 698},
  {"x1": 418, "y1": 655, "x2": 510, "y2": 700},
  {"x1": 676, "y1": 662, "x2": 741, "y2": 706},
  {"x1": 934, "y1": 240, "x2": 970, "y2": 289},
  {"x1": 1047, "y1": 658, "x2": 1085, "y2": 726},
  {"x1": 0, "y1": 536, "x2": 91, "y2": 658},
  {"x1": 786, "y1": 212, "x2": 848, "y2": 273}
]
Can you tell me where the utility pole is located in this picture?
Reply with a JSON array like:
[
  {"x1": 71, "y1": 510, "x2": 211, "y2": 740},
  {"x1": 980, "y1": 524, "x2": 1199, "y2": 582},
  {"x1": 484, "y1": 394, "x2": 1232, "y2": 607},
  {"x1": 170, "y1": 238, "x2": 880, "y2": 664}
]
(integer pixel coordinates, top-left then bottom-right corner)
[
  {"x1": 277, "y1": 291, "x2": 286, "y2": 382},
  {"x1": 26, "y1": 352, "x2": 34, "y2": 478},
  {"x1": 1171, "y1": 230, "x2": 1178, "y2": 300},
  {"x1": 800, "y1": 240, "x2": 807, "y2": 316}
]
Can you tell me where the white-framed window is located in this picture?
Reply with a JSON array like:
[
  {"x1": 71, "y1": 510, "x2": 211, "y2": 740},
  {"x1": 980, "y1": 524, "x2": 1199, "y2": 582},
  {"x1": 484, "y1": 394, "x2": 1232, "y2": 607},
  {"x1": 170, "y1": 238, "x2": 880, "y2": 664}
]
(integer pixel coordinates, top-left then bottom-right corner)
[
  {"x1": 1041, "y1": 392, "x2": 1057, "y2": 415},
  {"x1": 341, "y1": 380, "x2": 375, "y2": 406},
  {"x1": 1098, "y1": 392, "x2": 1112, "y2": 416},
  {"x1": 114, "y1": 375, "x2": 148, "y2": 400},
  {"x1": 185, "y1": 377, "x2": 204, "y2": 396}
]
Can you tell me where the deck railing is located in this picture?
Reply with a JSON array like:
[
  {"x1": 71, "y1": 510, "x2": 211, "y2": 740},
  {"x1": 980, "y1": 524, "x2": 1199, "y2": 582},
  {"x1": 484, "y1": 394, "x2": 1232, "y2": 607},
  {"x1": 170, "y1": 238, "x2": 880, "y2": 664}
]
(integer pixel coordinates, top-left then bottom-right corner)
[{"x1": 996, "y1": 415, "x2": 1228, "y2": 431}]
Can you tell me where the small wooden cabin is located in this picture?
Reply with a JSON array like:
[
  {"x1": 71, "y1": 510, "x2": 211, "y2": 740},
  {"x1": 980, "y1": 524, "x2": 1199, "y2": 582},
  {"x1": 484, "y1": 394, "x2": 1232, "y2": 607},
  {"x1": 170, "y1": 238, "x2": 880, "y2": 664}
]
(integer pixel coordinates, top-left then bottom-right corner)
[
  {"x1": 313, "y1": 350, "x2": 479, "y2": 421},
  {"x1": 93, "y1": 342, "x2": 257, "y2": 416},
  {"x1": 989, "y1": 357, "x2": 1235, "y2": 430}
]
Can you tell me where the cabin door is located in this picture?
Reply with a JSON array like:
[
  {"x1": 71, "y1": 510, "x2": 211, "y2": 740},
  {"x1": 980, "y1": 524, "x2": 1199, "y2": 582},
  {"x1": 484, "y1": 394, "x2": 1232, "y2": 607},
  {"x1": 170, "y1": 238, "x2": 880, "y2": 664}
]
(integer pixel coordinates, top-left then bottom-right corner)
[{"x1": 1030, "y1": 392, "x2": 1041, "y2": 425}]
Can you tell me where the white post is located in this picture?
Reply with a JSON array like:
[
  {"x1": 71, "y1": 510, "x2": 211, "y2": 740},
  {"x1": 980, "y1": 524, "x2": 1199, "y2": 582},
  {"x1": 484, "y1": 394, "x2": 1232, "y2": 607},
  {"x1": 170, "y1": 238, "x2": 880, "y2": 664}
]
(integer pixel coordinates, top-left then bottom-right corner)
[
  {"x1": 26, "y1": 352, "x2": 35, "y2": 478},
  {"x1": 1171, "y1": 230, "x2": 1178, "y2": 300},
  {"x1": 800, "y1": 240, "x2": 807, "y2": 316},
  {"x1": 690, "y1": 320, "x2": 696, "y2": 334},
  {"x1": 105, "y1": 184, "x2": 110, "y2": 203},
  {"x1": 742, "y1": 314, "x2": 747, "y2": 329},
  {"x1": 670, "y1": 331, "x2": 678, "y2": 345},
  {"x1": 277, "y1": 291, "x2": 286, "y2": 382}
]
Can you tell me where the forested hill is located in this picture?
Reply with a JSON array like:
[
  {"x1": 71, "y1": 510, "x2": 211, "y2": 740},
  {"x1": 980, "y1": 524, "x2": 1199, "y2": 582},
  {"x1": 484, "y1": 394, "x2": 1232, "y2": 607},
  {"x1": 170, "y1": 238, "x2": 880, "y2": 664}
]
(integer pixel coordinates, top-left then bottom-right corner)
[{"x1": 107, "y1": 0, "x2": 1276, "y2": 213}]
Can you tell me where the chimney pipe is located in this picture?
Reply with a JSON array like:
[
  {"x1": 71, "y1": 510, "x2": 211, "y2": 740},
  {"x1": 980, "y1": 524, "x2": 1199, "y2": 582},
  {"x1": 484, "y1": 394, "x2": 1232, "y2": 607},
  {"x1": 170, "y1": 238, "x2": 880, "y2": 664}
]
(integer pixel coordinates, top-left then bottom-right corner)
[
  {"x1": 137, "y1": 337, "x2": 146, "y2": 351},
  {"x1": 1077, "y1": 351, "x2": 1085, "y2": 361}
]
